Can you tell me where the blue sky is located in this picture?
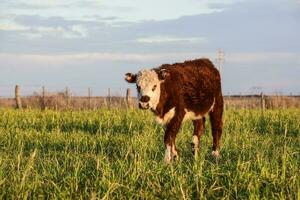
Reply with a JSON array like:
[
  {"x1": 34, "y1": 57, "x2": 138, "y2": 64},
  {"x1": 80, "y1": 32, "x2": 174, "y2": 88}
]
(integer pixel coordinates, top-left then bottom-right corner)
[{"x1": 0, "y1": 0, "x2": 299, "y2": 96}]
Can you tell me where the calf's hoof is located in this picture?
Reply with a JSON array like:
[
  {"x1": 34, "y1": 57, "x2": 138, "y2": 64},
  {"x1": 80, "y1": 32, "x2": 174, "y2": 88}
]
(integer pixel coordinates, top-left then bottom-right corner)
[
  {"x1": 164, "y1": 156, "x2": 172, "y2": 164},
  {"x1": 164, "y1": 145, "x2": 179, "y2": 164},
  {"x1": 211, "y1": 150, "x2": 220, "y2": 158}
]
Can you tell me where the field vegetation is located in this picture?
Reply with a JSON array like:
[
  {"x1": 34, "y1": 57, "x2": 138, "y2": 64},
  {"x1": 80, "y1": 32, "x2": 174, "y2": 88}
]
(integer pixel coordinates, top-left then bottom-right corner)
[{"x1": 0, "y1": 108, "x2": 299, "y2": 199}]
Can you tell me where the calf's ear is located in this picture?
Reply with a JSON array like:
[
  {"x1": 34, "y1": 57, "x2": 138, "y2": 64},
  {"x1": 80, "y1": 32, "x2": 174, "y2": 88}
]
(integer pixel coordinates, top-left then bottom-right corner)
[
  {"x1": 157, "y1": 69, "x2": 169, "y2": 80},
  {"x1": 125, "y1": 73, "x2": 137, "y2": 83}
]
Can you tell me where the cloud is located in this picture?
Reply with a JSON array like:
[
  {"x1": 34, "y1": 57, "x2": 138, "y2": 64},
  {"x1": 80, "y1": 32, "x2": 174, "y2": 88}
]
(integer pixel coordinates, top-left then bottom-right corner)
[
  {"x1": 6, "y1": 2, "x2": 71, "y2": 10},
  {"x1": 20, "y1": 25, "x2": 88, "y2": 39},
  {"x1": 1, "y1": 52, "x2": 299, "y2": 68},
  {"x1": 83, "y1": 15, "x2": 119, "y2": 21},
  {"x1": 14, "y1": 15, "x2": 78, "y2": 28},
  {"x1": 1, "y1": 0, "x2": 299, "y2": 55},
  {"x1": 2, "y1": 15, "x2": 90, "y2": 39},
  {"x1": 0, "y1": 52, "x2": 213, "y2": 68},
  {"x1": 0, "y1": 23, "x2": 28, "y2": 31},
  {"x1": 135, "y1": 36, "x2": 207, "y2": 44},
  {"x1": 226, "y1": 52, "x2": 300, "y2": 65},
  {"x1": 1, "y1": 0, "x2": 239, "y2": 23}
]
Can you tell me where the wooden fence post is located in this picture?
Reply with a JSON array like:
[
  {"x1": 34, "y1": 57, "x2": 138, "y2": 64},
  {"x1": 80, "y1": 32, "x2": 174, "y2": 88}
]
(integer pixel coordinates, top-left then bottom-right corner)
[
  {"x1": 260, "y1": 92, "x2": 265, "y2": 112},
  {"x1": 42, "y1": 86, "x2": 46, "y2": 111},
  {"x1": 88, "y1": 87, "x2": 92, "y2": 110},
  {"x1": 15, "y1": 85, "x2": 22, "y2": 109},
  {"x1": 55, "y1": 96, "x2": 58, "y2": 111},
  {"x1": 108, "y1": 88, "x2": 111, "y2": 109},
  {"x1": 126, "y1": 88, "x2": 132, "y2": 108},
  {"x1": 227, "y1": 94, "x2": 231, "y2": 110},
  {"x1": 66, "y1": 87, "x2": 70, "y2": 109}
]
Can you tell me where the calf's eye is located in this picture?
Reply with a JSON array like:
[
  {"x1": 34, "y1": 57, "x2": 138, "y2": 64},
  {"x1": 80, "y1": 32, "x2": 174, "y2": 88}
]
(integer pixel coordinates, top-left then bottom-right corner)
[{"x1": 152, "y1": 85, "x2": 157, "y2": 91}]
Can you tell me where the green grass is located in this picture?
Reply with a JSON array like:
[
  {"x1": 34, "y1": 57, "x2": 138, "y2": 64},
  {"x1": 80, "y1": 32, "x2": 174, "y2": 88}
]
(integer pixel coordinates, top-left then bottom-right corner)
[{"x1": 0, "y1": 108, "x2": 299, "y2": 199}]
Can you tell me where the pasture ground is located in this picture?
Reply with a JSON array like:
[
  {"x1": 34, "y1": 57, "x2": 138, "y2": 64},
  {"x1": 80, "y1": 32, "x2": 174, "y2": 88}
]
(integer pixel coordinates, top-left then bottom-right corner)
[{"x1": 0, "y1": 108, "x2": 299, "y2": 199}]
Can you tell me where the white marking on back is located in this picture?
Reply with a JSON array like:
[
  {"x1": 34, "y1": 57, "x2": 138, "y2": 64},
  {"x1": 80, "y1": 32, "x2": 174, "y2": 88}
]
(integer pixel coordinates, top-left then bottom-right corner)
[
  {"x1": 156, "y1": 107, "x2": 175, "y2": 125},
  {"x1": 183, "y1": 109, "x2": 202, "y2": 122}
]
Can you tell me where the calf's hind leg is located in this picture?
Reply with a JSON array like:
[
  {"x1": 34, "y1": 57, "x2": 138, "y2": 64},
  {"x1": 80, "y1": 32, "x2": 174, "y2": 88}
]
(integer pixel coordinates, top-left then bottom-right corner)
[
  {"x1": 209, "y1": 96, "x2": 223, "y2": 158},
  {"x1": 192, "y1": 118, "x2": 205, "y2": 157}
]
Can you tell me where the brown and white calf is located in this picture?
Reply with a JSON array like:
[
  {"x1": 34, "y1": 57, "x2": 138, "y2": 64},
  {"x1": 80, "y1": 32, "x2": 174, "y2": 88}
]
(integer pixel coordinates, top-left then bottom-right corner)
[{"x1": 125, "y1": 58, "x2": 223, "y2": 163}]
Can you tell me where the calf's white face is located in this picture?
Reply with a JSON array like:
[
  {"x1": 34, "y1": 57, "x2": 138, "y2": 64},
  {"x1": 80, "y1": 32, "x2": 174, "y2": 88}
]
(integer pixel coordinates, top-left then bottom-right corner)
[
  {"x1": 136, "y1": 70, "x2": 161, "y2": 109},
  {"x1": 125, "y1": 69, "x2": 163, "y2": 110}
]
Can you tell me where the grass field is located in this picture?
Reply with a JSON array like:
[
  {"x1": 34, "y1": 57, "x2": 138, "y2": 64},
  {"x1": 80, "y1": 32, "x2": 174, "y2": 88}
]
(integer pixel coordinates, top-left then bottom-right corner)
[{"x1": 0, "y1": 108, "x2": 299, "y2": 199}]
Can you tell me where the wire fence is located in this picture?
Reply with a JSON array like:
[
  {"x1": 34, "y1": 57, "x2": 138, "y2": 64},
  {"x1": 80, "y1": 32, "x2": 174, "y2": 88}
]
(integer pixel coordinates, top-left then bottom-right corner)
[
  {"x1": 0, "y1": 85, "x2": 130, "y2": 98},
  {"x1": 0, "y1": 85, "x2": 137, "y2": 110},
  {"x1": 0, "y1": 85, "x2": 300, "y2": 110}
]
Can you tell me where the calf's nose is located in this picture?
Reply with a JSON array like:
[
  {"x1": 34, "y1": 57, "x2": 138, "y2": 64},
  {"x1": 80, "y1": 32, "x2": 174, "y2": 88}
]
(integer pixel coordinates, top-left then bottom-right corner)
[{"x1": 140, "y1": 95, "x2": 150, "y2": 103}]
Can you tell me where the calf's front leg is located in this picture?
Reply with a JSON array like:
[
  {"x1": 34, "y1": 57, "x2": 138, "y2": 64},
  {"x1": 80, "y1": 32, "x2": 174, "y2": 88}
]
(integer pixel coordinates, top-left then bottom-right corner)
[{"x1": 164, "y1": 112, "x2": 184, "y2": 164}]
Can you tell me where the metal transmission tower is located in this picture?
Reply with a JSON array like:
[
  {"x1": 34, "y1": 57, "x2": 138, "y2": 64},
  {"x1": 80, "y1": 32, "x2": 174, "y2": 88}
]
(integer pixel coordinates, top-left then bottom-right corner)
[{"x1": 215, "y1": 49, "x2": 225, "y2": 75}]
